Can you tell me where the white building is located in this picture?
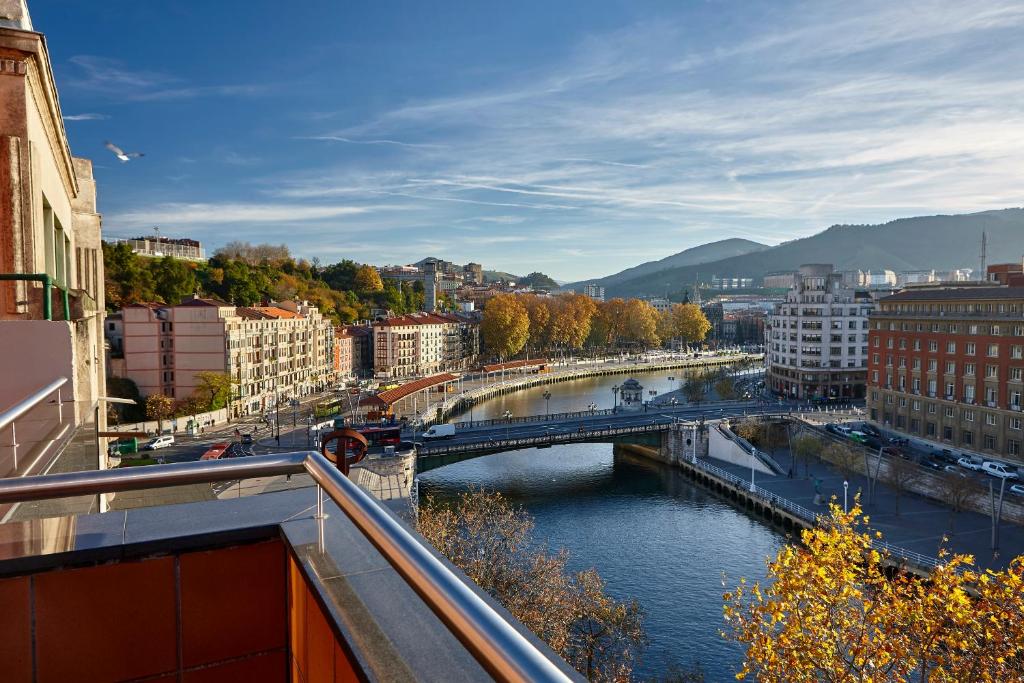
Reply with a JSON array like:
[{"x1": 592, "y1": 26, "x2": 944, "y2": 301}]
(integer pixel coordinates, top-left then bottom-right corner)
[
  {"x1": 867, "y1": 269, "x2": 897, "y2": 288},
  {"x1": 584, "y1": 283, "x2": 605, "y2": 301},
  {"x1": 766, "y1": 264, "x2": 875, "y2": 400},
  {"x1": 647, "y1": 297, "x2": 674, "y2": 313}
]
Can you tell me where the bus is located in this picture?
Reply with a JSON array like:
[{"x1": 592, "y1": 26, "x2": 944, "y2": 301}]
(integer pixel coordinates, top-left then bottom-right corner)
[{"x1": 200, "y1": 442, "x2": 230, "y2": 461}]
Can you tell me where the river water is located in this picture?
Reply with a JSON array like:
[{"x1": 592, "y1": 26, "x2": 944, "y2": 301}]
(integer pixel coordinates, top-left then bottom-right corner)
[{"x1": 418, "y1": 369, "x2": 787, "y2": 681}]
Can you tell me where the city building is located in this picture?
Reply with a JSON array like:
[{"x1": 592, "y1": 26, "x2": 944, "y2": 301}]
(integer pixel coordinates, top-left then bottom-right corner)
[
  {"x1": 866, "y1": 284, "x2": 1024, "y2": 462},
  {"x1": 896, "y1": 270, "x2": 936, "y2": 287},
  {"x1": 372, "y1": 312, "x2": 479, "y2": 378},
  {"x1": 377, "y1": 264, "x2": 423, "y2": 283},
  {"x1": 867, "y1": 269, "x2": 897, "y2": 289},
  {"x1": 117, "y1": 298, "x2": 334, "y2": 416},
  {"x1": 838, "y1": 270, "x2": 868, "y2": 288},
  {"x1": 766, "y1": 264, "x2": 875, "y2": 399},
  {"x1": 936, "y1": 268, "x2": 973, "y2": 282},
  {"x1": 114, "y1": 235, "x2": 204, "y2": 261},
  {"x1": 762, "y1": 272, "x2": 796, "y2": 289},
  {"x1": 334, "y1": 328, "x2": 353, "y2": 379},
  {"x1": 710, "y1": 275, "x2": 754, "y2": 289},
  {"x1": 422, "y1": 259, "x2": 439, "y2": 312},
  {"x1": 987, "y1": 261, "x2": 1024, "y2": 286},
  {"x1": 344, "y1": 324, "x2": 374, "y2": 377},
  {"x1": 583, "y1": 283, "x2": 605, "y2": 302},
  {"x1": 647, "y1": 297, "x2": 674, "y2": 313},
  {"x1": 0, "y1": 4, "x2": 109, "y2": 478},
  {"x1": 463, "y1": 262, "x2": 483, "y2": 284}
]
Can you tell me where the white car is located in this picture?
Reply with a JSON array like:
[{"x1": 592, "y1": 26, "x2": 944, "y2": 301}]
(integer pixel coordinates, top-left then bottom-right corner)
[
  {"x1": 957, "y1": 457, "x2": 984, "y2": 472},
  {"x1": 142, "y1": 435, "x2": 175, "y2": 450},
  {"x1": 1009, "y1": 484, "x2": 1024, "y2": 496},
  {"x1": 981, "y1": 461, "x2": 1019, "y2": 480}
]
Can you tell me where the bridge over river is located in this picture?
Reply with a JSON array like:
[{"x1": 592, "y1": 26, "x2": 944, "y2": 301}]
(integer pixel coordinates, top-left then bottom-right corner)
[{"x1": 412, "y1": 400, "x2": 860, "y2": 472}]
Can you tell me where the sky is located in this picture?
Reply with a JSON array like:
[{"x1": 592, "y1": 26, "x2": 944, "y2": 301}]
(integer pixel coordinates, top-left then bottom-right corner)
[{"x1": 32, "y1": 0, "x2": 1024, "y2": 281}]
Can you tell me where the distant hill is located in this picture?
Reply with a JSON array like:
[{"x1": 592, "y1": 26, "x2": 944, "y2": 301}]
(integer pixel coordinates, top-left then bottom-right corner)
[
  {"x1": 563, "y1": 238, "x2": 768, "y2": 292},
  {"x1": 483, "y1": 269, "x2": 520, "y2": 283},
  {"x1": 603, "y1": 208, "x2": 1024, "y2": 299}
]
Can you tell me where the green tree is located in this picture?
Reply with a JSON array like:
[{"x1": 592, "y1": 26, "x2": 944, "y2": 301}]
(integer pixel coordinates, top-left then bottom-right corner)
[
  {"x1": 194, "y1": 371, "x2": 234, "y2": 411},
  {"x1": 145, "y1": 394, "x2": 174, "y2": 433},
  {"x1": 714, "y1": 376, "x2": 738, "y2": 400},
  {"x1": 482, "y1": 294, "x2": 530, "y2": 358},
  {"x1": 150, "y1": 256, "x2": 198, "y2": 305}
]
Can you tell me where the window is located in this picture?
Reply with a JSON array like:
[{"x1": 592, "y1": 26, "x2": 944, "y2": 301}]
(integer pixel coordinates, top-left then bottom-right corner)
[
  {"x1": 965, "y1": 342, "x2": 976, "y2": 356},
  {"x1": 899, "y1": 338, "x2": 907, "y2": 349},
  {"x1": 984, "y1": 434, "x2": 997, "y2": 450},
  {"x1": 986, "y1": 413, "x2": 998, "y2": 426},
  {"x1": 896, "y1": 415, "x2": 906, "y2": 428},
  {"x1": 912, "y1": 358, "x2": 921, "y2": 370},
  {"x1": 926, "y1": 422, "x2": 936, "y2": 436},
  {"x1": 912, "y1": 378, "x2": 921, "y2": 393},
  {"x1": 964, "y1": 409, "x2": 975, "y2": 422},
  {"x1": 1014, "y1": 346, "x2": 1023, "y2": 359},
  {"x1": 943, "y1": 425, "x2": 954, "y2": 441},
  {"x1": 962, "y1": 430, "x2": 974, "y2": 446},
  {"x1": 945, "y1": 361, "x2": 956, "y2": 374},
  {"x1": 945, "y1": 406, "x2": 956, "y2": 418},
  {"x1": 1012, "y1": 368, "x2": 1023, "y2": 381},
  {"x1": 899, "y1": 396, "x2": 907, "y2": 407},
  {"x1": 872, "y1": 353, "x2": 880, "y2": 364},
  {"x1": 969, "y1": 324, "x2": 979, "y2": 335},
  {"x1": 987, "y1": 343, "x2": 999, "y2": 357},
  {"x1": 1012, "y1": 417, "x2": 1022, "y2": 431},
  {"x1": 964, "y1": 384, "x2": 976, "y2": 402},
  {"x1": 946, "y1": 342, "x2": 956, "y2": 353},
  {"x1": 871, "y1": 370, "x2": 879, "y2": 382},
  {"x1": 1010, "y1": 440, "x2": 1021, "y2": 457},
  {"x1": 928, "y1": 359, "x2": 937, "y2": 371},
  {"x1": 912, "y1": 399, "x2": 921, "y2": 411},
  {"x1": 887, "y1": 338, "x2": 894, "y2": 349},
  {"x1": 927, "y1": 403, "x2": 937, "y2": 414},
  {"x1": 873, "y1": 337, "x2": 880, "y2": 347},
  {"x1": 928, "y1": 340, "x2": 938, "y2": 352},
  {"x1": 945, "y1": 382, "x2": 955, "y2": 397},
  {"x1": 965, "y1": 363, "x2": 976, "y2": 376}
]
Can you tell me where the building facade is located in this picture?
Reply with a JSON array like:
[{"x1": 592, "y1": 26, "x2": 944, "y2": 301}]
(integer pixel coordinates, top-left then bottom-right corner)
[
  {"x1": 334, "y1": 329, "x2": 353, "y2": 380},
  {"x1": 372, "y1": 312, "x2": 479, "y2": 378},
  {"x1": 583, "y1": 283, "x2": 605, "y2": 302},
  {"x1": 766, "y1": 264, "x2": 874, "y2": 399},
  {"x1": 763, "y1": 272, "x2": 796, "y2": 289},
  {"x1": 118, "y1": 298, "x2": 334, "y2": 416},
  {"x1": 0, "y1": 3, "x2": 109, "y2": 477},
  {"x1": 463, "y1": 262, "x2": 483, "y2": 284},
  {"x1": 866, "y1": 285, "x2": 1024, "y2": 462}
]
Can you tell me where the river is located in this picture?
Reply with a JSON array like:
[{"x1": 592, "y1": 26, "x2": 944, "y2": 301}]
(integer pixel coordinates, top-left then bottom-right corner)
[{"x1": 418, "y1": 369, "x2": 787, "y2": 681}]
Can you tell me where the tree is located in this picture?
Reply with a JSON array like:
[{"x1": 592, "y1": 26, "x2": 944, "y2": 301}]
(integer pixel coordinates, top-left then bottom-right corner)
[
  {"x1": 194, "y1": 371, "x2": 234, "y2": 411},
  {"x1": 666, "y1": 303, "x2": 711, "y2": 345},
  {"x1": 354, "y1": 265, "x2": 384, "y2": 293},
  {"x1": 885, "y1": 453, "x2": 919, "y2": 516},
  {"x1": 419, "y1": 491, "x2": 647, "y2": 681},
  {"x1": 145, "y1": 394, "x2": 174, "y2": 433},
  {"x1": 939, "y1": 470, "x2": 978, "y2": 533},
  {"x1": 790, "y1": 434, "x2": 822, "y2": 478},
  {"x1": 823, "y1": 442, "x2": 860, "y2": 480},
  {"x1": 150, "y1": 256, "x2": 198, "y2": 305},
  {"x1": 725, "y1": 502, "x2": 1024, "y2": 683},
  {"x1": 622, "y1": 298, "x2": 661, "y2": 348},
  {"x1": 714, "y1": 376, "x2": 738, "y2": 400},
  {"x1": 482, "y1": 294, "x2": 530, "y2": 359},
  {"x1": 518, "y1": 272, "x2": 559, "y2": 290},
  {"x1": 549, "y1": 294, "x2": 597, "y2": 350},
  {"x1": 682, "y1": 373, "x2": 707, "y2": 405},
  {"x1": 520, "y1": 294, "x2": 552, "y2": 352}
]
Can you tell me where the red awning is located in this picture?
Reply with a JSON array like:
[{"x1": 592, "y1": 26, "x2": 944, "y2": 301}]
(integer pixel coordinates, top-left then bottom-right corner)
[{"x1": 360, "y1": 373, "x2": 458, "y2": 407}]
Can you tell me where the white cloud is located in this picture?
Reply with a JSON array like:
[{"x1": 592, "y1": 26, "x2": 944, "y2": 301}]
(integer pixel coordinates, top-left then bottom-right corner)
[
  {"x1": 62, "y1": 113, "x2": 109, "y2": 121},
  {"x1": 107, "y1": 202, "x2": 372, "y2": 228}
]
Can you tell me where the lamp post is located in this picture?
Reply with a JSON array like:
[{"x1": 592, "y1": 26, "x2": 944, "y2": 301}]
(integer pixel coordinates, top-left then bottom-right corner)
[
  {"x1": 503, "y1": 409, "x2": 513, "y2": 440},
  {"x1": 95, "y1": 396, "x2": 137, "y2": 513},
  {"x1": 543, "y1": 390, "x2": 551, "y2": 418},
  {"x1": 612, "y1": 385, "x2": 620, "y2": 413},
  {"x1": 843, "y1": 480, "x2": 849, "y2": 513}
]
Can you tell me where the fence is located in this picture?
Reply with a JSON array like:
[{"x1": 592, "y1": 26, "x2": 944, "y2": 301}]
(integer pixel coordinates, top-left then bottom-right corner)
[{"x1": 111, "y1": 407, "x2": 230, "y2": 438}]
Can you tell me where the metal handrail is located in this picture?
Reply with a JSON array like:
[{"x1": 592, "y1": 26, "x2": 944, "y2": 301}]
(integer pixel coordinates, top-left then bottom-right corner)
[
  {"x1": 0, "y1": 451, "x2": 570, "y2": 683},
  {"x1": 0, "y1": 377, "x2": 68, "y2": 432}
]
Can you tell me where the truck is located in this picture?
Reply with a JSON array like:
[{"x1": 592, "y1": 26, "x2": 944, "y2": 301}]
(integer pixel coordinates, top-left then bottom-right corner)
[{"x1": 422, "y1": 424, "x2": 456, "y2": 440}]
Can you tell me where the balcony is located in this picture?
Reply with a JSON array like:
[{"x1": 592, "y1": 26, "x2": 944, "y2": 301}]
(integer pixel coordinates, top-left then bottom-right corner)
[{"x1": 0, "y1": 453, "x2": 577, "y2": 682}]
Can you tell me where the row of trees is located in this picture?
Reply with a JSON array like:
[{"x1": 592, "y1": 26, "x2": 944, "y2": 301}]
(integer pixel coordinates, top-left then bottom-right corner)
[
  {"x1": 106, "y1": 371, "x2": 235, "y2": 429},
  {"x1": 103, "y1": 241, "x2": 428, "y2": 324},
  {"x1": 481, "y1": 293, "x2": 712, "y2": 359}
]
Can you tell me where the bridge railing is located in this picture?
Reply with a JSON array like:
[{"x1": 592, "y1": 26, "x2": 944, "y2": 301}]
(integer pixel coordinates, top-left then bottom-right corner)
[
  {"x1": 692, "y1": 459, "x2": 942, "y2": 571},
  {"x1": 417, "y1": 423, "x2": 666, "y2": 457}
]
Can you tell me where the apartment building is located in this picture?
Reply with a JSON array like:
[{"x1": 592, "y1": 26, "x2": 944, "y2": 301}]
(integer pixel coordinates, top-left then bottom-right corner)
[
  {"x1": 114, "y1": 236, "x2": 204, "y2": 261},
  {"x1": 334, "y1": 328, "x2": 353, "y2": 379},
  {"x1": 372, "y1": 312, "x2": 479, "y2": 378},
  {"x1": 866, "y1": 284, "x2": 1024, "y2": 462},
  {"x1": 584, "y1": 284, "x2": 605, "y2": 302},
  {"x1": 766, "y1": 264, "x2": 875, "y2": 399},
  {"x1": 119, "y1": 298, "x2": 334, "y2": 416},
  {"x1": 0, "y1": 4, "x2": 109, "y2": 478}
]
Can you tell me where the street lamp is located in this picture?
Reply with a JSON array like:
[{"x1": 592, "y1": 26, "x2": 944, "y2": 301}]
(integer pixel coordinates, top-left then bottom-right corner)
[
  {"x1": 543, "y1": 390, "x2": 551, "y2": 418},
  {"x1": 503, "y1": 409, "x2": 513, "y2": 440},
  {"x1": 612, "y1": 385, "x2": 620, "y2": 413},
  {"x1": 843, "y1": 480, "x2": 849, "y2": 513}
]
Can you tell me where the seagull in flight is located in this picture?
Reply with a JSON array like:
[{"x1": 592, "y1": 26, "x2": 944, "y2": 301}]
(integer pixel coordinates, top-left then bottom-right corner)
[{"x1": 104, "y1": 141, "x2": 145, "y2": 163}]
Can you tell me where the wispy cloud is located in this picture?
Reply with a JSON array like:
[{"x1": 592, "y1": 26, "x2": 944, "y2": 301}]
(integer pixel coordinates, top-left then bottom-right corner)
[
  {"x1": 296, "y1": 135, "x2": 443, "y2": 149},
  {"x1": 62, "y1": 113, "x2": 109, "y2": 121},
  {"x1": 107, "y1": 202, "x2": 373, "y2": 228},
  {"x1": 65, "y1": 55, "x2": 266, "y2": 101}
]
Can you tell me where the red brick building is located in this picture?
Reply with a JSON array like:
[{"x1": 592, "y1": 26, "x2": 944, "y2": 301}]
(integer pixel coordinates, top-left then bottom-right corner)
[{"x1": 867, "y1": 285, "x2": 1024, "y2": 462}]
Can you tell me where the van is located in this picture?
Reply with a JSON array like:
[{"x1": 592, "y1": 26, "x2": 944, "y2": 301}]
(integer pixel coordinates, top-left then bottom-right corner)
[
  {"x1": 422, "y1": 424, "x2": 456, "y2": 440},
  {"x1": 982, "y1": 461, "x2": 1019, "y2": 480},
  {"x1": 143, "y1": 435, "x2": 175, "y2": 450}
]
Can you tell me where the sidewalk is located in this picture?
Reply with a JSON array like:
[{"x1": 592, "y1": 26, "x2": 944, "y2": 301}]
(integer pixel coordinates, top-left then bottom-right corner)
[{"x1": 708, "y1": 446, "x2": 1024, "y2": 571}]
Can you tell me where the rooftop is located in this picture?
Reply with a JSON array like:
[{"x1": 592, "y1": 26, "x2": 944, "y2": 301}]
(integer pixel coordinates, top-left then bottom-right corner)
[{"x1": 879, "y1": 286, "x2": 1024, "y2": 303}]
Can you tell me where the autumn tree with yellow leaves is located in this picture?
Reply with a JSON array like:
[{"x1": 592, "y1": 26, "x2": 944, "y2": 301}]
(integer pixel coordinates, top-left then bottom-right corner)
[
  {"x1": 481, "y1": 293, "x2": 531, "y2": 359},
  {"x1": 724, "y1": 502, "x2": 1024, "y2": 682},
  {"x1": 660, "y1": 303, "x2": 712, "y2": 346}
]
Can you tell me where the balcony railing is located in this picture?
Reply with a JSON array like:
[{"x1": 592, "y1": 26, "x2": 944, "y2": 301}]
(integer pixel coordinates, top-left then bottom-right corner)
[{"x1": 0, "y1": 452, "x2": 571, "y2": 683}]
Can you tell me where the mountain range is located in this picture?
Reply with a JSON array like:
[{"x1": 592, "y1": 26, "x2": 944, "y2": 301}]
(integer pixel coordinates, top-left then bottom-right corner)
[{"x1": 565, "y1": 208, "x2": 1024, "y2": 299}]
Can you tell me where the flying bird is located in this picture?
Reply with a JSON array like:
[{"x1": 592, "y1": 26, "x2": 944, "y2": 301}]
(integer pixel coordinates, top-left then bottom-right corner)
[{"x1": 104, "y1": 141, "x2": 145, "y2": 162}]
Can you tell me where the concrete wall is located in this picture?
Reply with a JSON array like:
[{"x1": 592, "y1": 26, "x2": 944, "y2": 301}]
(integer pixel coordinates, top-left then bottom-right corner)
[{"x1": 708, "y1": 425, "x2": 773, "y2": 474}]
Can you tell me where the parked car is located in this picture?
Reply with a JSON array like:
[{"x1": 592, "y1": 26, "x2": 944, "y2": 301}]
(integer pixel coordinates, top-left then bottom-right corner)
[
  {"x1": 142, "y1": 435, "x2": 175, "y2": 451},
  {"x1": 863, "y1": 435, "x2": 882, "y2": 450},
  {"x1": 881, "y1": 446, "x2": 909, "y2": 460},
  {"x1": 981, "y1": 461, "x2": 1020, "y2": 480},
  {"x1": 957, "y1": 457, "x2": 984, "y2": 472},
  {"x1": 922, "y1": 459, "x2": 945, "y2": 471},
  {"x1": 824, "y1": 423, "x2": 842, "y2": 435},
  {"x1": 944, "y1": 465, "x2": 966, "y2": 476},
  {"x1": 1009, "y1": 484, "x2": 1024, "y2": 496},
  {"x1": 848, "y1": 431, "x2": 868, "y2": 444},
  {"x1": 933, "y1": 449, "x2": 959, "y2": 464},
  {"x1": 888, "y1": 436, "x2": 910, "y2": 447},
  {"x1": 860, "y1": 424, "x2": 881, "y2": 438}
]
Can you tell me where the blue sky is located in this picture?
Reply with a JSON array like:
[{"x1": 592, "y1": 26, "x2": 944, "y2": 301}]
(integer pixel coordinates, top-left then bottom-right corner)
[{"x1": 35, "y1": 0, "x2": 1024, "y2": 280}]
